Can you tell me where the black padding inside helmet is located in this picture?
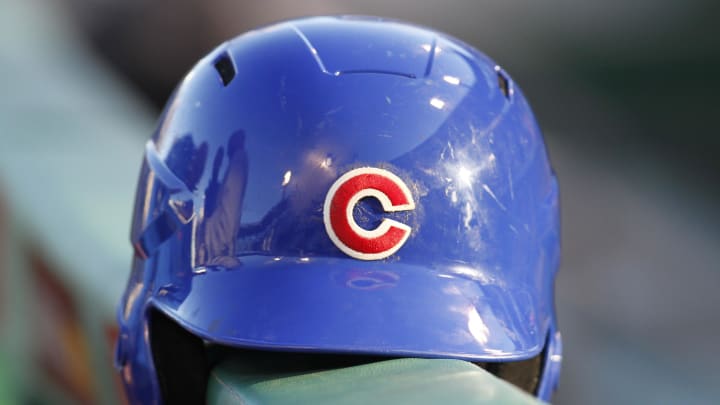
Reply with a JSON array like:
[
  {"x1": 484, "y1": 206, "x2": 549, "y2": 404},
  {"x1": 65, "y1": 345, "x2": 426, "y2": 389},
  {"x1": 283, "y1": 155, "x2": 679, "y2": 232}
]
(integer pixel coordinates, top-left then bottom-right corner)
[
  {"x1": 476, "y1": 346, "x2": 545, "y2": 395},
  {"x1": 206, "y1": 345, "x2": 395, "y2": 375},
  {"x1": 150, "y1": 310, "x2": 209, "y2": 404}
]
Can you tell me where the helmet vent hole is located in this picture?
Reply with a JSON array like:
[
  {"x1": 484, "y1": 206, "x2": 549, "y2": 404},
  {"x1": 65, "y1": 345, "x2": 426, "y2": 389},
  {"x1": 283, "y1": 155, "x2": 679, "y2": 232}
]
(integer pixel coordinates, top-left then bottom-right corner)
[
  {"x1": 496, "y1": 71, "x2": 511, "y2": 99},
  {"x1": 214, "y1": 53, "x2": 236, "y2": 86}
]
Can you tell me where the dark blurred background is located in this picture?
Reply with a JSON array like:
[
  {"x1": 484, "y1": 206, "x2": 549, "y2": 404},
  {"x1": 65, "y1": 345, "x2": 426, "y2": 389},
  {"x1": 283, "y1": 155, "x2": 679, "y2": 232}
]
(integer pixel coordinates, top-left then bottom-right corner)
[{"x1": 2, "y1": 0, "x2": 719, "y2": 403}]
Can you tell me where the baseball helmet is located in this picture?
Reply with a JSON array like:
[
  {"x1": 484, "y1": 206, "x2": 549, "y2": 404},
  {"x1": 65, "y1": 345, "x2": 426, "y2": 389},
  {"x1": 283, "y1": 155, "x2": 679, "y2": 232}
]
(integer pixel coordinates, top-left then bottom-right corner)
[{"x1": 116, "y1": 16, "x2": 561, "y2": 403}]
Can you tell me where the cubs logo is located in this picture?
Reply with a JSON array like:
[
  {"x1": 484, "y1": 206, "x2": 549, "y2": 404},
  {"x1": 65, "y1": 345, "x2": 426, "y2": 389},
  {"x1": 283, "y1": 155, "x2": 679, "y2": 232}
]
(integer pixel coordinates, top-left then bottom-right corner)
[{"x1": 323, "y1": 167, "x2": 415, "y2": 260}]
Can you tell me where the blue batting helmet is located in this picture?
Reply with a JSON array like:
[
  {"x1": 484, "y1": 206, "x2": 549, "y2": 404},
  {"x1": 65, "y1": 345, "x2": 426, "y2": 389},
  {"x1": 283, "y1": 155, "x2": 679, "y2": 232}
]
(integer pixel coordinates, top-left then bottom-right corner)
[{"x1": 116, "y1": 16, "x2": 561, "y2": 404}]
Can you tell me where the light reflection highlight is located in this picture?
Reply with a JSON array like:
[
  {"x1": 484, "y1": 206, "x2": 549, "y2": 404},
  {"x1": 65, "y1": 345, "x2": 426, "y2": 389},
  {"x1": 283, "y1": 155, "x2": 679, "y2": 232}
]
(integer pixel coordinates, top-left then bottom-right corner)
[
  {"x1": 443, "y1": 75, "x2": 460, "y2": 85},
  {"x1": 456, "y1": 166, "x2": 474, "y2": 188},
  {"x1": 429, "y1": 97, "x2": 446, "y2": 110},
  {"x1": 282, "y1": 170, "x2": 292, "y2": 186},
  {"x1": 123, "y1": 282, "x2": 144, "y2": 320},
  {"x1": 467, "y1": 307, "x2": 489, "y2": 345},
  {"x1": 449, "y1": 264, "x2": 491, "y2": 284}
]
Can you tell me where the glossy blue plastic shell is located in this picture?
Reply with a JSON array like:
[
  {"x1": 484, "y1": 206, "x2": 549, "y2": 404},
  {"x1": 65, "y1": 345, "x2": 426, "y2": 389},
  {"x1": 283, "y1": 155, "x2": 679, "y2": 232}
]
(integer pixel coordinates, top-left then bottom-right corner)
[{"x1": 116, "y1": 16, "x2": 561, "y2": 403}]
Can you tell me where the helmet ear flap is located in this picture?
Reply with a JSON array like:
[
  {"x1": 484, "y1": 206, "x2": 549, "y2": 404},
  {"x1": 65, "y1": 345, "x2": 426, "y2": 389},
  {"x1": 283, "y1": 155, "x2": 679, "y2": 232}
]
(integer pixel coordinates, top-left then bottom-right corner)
[{"x1": 150, "y1": 310, "x2": 209, "y2": 403}]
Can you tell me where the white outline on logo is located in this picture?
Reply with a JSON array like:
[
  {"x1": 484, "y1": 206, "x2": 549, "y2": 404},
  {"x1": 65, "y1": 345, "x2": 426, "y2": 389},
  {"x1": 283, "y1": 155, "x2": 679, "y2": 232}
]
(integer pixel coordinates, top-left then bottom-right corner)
[{"x1": 323, "y1": 167, "x2": 415, "y2": 260}]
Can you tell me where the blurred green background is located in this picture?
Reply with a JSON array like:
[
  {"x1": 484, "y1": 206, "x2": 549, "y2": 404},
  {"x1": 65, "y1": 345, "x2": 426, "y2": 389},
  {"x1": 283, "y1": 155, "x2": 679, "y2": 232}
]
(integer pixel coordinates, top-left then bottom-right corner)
[{"x1": 1, "y1": 0, "x2": 719, "y2": 404}]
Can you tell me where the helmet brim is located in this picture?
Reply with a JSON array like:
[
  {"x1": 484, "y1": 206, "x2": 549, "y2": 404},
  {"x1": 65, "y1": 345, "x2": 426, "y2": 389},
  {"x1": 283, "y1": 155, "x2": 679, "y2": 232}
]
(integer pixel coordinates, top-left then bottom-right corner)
[{"x1": 151, "y1": 255, "x2": 548, "y2": 361}]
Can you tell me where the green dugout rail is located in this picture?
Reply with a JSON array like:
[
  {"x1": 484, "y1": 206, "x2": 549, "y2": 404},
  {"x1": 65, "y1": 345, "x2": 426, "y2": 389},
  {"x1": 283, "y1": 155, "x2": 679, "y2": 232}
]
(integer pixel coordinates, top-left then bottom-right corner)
[{"x1": 208, "y1": 357, "x2": 543, "y2": 405}]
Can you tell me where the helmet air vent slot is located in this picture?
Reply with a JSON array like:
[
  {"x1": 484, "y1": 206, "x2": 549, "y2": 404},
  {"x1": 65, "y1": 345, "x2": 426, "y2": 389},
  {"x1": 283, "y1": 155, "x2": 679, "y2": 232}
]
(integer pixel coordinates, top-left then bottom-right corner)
[
  {"x1": 214, "y1": 52, "x2": 236, "y2": 86},
  {"x1": 495, "y1": 67, "x2": 511, "y2": 99}
]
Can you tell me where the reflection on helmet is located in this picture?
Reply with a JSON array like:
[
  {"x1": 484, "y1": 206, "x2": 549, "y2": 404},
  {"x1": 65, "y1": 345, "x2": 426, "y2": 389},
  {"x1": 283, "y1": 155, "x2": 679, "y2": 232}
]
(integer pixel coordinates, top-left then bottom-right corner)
[{"x1": 117, "y1": 16, "x2": 561, "y2": 404}]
